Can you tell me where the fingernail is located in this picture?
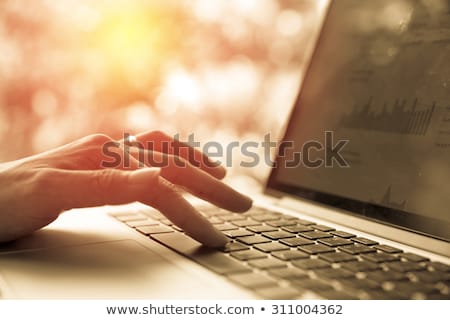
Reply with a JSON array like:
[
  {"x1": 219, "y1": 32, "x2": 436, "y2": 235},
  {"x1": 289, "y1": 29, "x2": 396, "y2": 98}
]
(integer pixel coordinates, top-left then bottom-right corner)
[
  {"x1": 214, "y1": 165, "x2": 227, "y2": 179},
  {"x1": 232, "y1": 194, "x2": 253, "y2": 213},
  {"x1": 204, "y1": 159, "x2": 226, "y2": 179}
]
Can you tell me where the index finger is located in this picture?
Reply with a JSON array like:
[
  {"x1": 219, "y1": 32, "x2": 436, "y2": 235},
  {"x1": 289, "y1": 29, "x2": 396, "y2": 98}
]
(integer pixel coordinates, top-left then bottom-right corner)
[
  {"x1": 125, "y1": 131, "x2": 227, "y2": 180},
  {"x1": 127, "y1": 149, "x2": 252, "y2": 213}
]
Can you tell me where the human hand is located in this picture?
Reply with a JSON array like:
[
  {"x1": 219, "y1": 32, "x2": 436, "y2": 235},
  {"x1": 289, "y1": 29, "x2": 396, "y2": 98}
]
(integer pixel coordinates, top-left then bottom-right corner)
[{"x1": 0, "y1": 131, "x2": 252, "y2": 247}]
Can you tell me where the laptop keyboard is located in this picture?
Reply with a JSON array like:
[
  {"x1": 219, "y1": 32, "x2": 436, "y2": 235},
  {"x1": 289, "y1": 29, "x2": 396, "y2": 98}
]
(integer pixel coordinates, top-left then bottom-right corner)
[{"x1": 111, "y1": 206, "x2": 450, "y2": 300}]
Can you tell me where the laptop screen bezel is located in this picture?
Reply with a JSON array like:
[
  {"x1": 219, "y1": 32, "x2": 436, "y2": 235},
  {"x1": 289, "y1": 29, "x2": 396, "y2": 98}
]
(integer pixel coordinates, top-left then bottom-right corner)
[{"x1": 266, "y1": 1, "x2": 450, "y2": 243}]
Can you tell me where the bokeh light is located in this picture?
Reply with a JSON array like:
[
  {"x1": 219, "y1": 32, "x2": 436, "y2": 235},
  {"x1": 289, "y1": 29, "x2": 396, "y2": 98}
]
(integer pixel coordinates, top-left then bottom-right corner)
[{"x1": 0, "y1": 0, "x2": 327, "y2": 181}]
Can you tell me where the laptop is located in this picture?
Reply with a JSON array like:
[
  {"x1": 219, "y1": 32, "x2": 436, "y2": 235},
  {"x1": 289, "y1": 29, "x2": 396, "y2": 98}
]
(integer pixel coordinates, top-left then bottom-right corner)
[{"x1": 0, "y1": 0, "x2": 449, "y2": 299}]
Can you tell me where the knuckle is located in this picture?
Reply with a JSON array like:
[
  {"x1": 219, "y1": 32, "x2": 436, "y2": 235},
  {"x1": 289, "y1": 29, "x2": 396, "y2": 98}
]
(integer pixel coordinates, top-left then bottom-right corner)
[
  {"x1": 81, "y1": 135, "x2": 118, "y2": 168},
  {"x1": 92, "y1": 169, "x2": 122, "y2": 195},
  {"x1": 148, "y1": 130, "x2": 167, "y2": 140},
  {"x1": 160, "y1": 155, "x2": 188, "y2": 183}
]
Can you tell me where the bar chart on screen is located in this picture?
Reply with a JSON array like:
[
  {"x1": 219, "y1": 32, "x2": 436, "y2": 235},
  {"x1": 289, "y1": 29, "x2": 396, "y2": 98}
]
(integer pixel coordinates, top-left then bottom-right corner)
[
  {"x1": 436, "y1": 106, "x2": 450, "y2": 148},
  {"x1": 340, "y1": 97, "x2": 437, "y2": 136},
  {"x1": 338, "y1": 96, "x2": 450, "y2": 149}
]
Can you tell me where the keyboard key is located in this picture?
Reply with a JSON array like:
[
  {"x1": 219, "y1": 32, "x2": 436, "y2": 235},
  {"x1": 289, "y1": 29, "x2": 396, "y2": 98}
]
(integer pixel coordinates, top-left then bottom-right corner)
[
  {"x1": 268, "y1": 268, "x2": 309, "y2": 279},
  {"x1": 136, "y1": 225, "x2": 174, "y2": 235},
  {"x1": 267, "y1": 220, "x2": 298, "y2": 227},
  {"x1": 318, "y1": 252, "x2": 357, "y2": 263},
  {"x1": 299, "y1": 244, "x2": 335, "y2": 254},
  {"x1": 296, "y1": 218, "x2": 316, "y2": 226},
  {"x1": 280, "y1": 237, "x2": 314, "y2": 247},
  {"x1": 318, "y1": 290, "x2": 359, "y2": 300},
  {"x1": 313, "y1": 224, "x2": 335, "y2": 232},
  {"x1": 374, "y1": 244, "x2": 403, "y2": 253},
  {"x1": 254, "y1": 242, "x2": 290, "y2": 253},
  {"x1": 291, "y1": 278, "x2": 334, "y2": 292},
  {"x1": 427, "y1": 292, "x2": 450, "y2": 300},
  {"x1": 228, "y1": 273, "x2": 278, "y2": 289},
  {"x1": 318, "y1": 237, "x2": 354, "y2": 247},
  {"x1": 398, "y1": 252, "x2": 429, "y2": 262},
  {"x1": 366, "y1": 290, "x2": 409, "y2": 300},
  {"x1": 244, "y1": 207, "x2": 268, "y2": 215},
  {"x1": 246, "y1": 225, "x2": 277, "y2": 233},
  {"x1": 364, "y1": 270, "x2": 408, "y2": 282},
  {"x1": 251, "y1": 214, "x2": 280, "y2": 222},
  {"x1": 215, "y1": 223, "x2": 239, "y2": 231},
  {"x1": 237, "y1": 235, "x2": 271, "y2": 245},
  {"x1": 207, "y1": 217, "x2": 223, "y2": 224},
  {"x1": 361, "y1": 252, "x2": 401, "y2": 263},
  {"x1": 340, "y1": 261, "x2": 381, "y2": 272},
  {"x1": 282, "y1": 225, "x2": 314, "y2": 233},
  {"x1": 314, "y1": 268, "x2": 355, "y2": 279},
  {"x1": 231, "y1": 250, "x2": 268, "y2": 261},
  {"x1": 219, "y1": 214, "x2": 247, "y2": 221},
  {"x1": 292, "y1": 258, "x2": 331, "y2": 270},
  {"x1": 339, "y1": 244, "x2": 377, "y2": 255},
  {"x1": 255, "y1": 286, "x2": 301, "y2": 299},
  {"x1": 330, "y1": 231, "x2": 356, "y2": 238},
  {"x1": 427, "y1": 261, "x2": 450, "y2": 272},
  {"x1": 151, "y1": 232, "x2": 250, "y2": 275},
  {"x1": 223, "y1": 229, "x2": 254, "y2": 238},
  {"x1": 125, "y1": 219, "x2": 159, "y2": 227},
  {"x1": 248, "y1": 258, "x2": 287, "y2": 270},
  {"x1": 271, "y1": 250, "x2": 309, "y2": 261},
  {"x1": 384, "y1": 261, "x2": 426, "y2": 272},
  {"x1": 198, "y1": 207, "x2": 225, "y2": 216},
  {"x1": 262, "y1": 230, "x2": 295, "y2": 240},
  {"x1": 160, "y1": 219, "x2": 173, "y2": 226},
  {"x1": 338, "y1": 278, "x2": 380, "y2": 290},
  {"x1": 139, "y1": 209, "x2": 165, "y2": 220},
  {"x1": 386, "y1": 281, "x2": 439, "y2": 296},
  {"x1": 352, "y1": 237, "x2": 379, "y2": 246},
  {"x1": 115, "y1": 213, "x2": 147, "y2": 222},
  {"x1": 220, "y1": 242, "x2": 249, "y2": 253},
  {"x1": 282, "y1": 214, "x2": 299, "y2": 220},
  {"x1": 171, "y1": 225, "x2": 183, "y2": 232},
  {"x1": 299, "y1": 231, "x2": 333, "y2": 240},
  {"x1": 409, "y1": 271, "x2": 450, "y2": 283},
  {"x1": 232, "y1": 219, "x2": 261, "y2": 227}
]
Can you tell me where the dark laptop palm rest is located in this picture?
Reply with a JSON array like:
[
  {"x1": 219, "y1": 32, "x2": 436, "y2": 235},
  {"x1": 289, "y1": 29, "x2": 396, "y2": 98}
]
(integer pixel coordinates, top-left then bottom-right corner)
[{"x1": 111, "y1": 207, "x2": 450, "y2": 300}]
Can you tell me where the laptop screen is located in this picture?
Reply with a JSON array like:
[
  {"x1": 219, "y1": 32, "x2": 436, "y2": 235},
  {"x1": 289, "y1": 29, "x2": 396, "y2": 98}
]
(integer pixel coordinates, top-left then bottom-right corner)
[{"x1": 268, "y1": 0, "x2": 450, "y2": 241}]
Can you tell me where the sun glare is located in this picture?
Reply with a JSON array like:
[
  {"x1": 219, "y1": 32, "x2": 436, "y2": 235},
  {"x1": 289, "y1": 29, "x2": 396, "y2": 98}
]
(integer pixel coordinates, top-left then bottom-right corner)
[
  {"x1": 93, "y1": 9, "x2": 167, "y2": 71},
  {"x1": 0, "y1": 0, "x2": 323, "y2": 166},
  {"x1": 166, "y1": 71, "x2": 202, "y2": 112}
]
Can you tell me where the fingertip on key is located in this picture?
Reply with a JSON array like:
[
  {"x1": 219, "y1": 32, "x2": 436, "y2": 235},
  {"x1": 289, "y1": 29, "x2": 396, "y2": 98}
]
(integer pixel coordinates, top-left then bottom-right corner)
[
  {"x1": 206, "y1": 229, "x2": 230, "y2": 248},
  {"x1": 230, "y1": 194, "x2": 253, "y2": 213}
]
